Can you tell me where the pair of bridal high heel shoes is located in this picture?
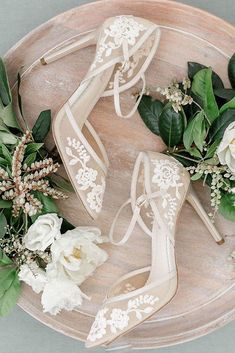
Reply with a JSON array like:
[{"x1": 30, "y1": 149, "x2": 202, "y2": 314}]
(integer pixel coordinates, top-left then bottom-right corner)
[{"x1": 40, "y1": 15, "x2": 224, "y2": 347}]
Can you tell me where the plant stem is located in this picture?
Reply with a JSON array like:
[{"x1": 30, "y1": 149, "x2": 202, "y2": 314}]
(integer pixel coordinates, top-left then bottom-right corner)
[
  {"x1": 24, "y1": 213, "x2": 28, "y2": 233},
  {"x1": 170, "y1": 152, "x2": 199, "y2": 163}
]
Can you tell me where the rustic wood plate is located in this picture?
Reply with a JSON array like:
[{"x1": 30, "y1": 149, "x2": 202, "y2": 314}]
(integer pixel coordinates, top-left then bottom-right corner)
[{"x1": 5, "y1": 0, "x2": 235, "y2": 349}]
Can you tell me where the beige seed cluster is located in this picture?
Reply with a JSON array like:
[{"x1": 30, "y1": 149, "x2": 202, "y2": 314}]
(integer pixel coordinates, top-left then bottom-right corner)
[{"x1": 0, "y1": 131, "x2": 68, "y2": 217}]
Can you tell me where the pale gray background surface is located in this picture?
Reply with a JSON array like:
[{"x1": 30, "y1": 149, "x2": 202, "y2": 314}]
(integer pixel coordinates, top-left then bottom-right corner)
[{"x1": 0, "y1": 1, "x2": 235, "y2": 352}]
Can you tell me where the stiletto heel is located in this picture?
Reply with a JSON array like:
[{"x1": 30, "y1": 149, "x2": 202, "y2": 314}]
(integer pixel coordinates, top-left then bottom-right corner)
[
  {"x1": 40, "y1": 30, "x2": 97, "y2": 65},
  {"x1": 186, "y1": 184, "x2": 224, "y2": 245}
]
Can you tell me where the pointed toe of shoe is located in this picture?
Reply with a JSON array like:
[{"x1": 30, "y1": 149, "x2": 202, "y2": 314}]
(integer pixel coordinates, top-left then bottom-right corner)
[{"x1": 85, "y1": 306, "x2": 111, "y2": 348}]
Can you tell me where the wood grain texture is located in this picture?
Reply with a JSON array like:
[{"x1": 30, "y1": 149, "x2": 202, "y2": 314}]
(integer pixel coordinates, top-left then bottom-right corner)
[{"x1": 4, "y1": 0, "x2": 235, "y2": 349}]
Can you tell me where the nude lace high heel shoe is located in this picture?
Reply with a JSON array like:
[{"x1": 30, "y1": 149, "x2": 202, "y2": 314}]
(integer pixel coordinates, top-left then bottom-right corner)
[
  {"x1": 40, "y1": 16, "x2": 161, "y2": 219},
  {"x1": 86, "y1": 151, "x2": 224, "y2": 347}
]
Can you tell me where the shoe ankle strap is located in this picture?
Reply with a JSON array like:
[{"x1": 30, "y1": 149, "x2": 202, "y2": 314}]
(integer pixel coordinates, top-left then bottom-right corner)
[
  {"x1": 109, "y1": 190, "x2": 162, "y2": 246},
  {"x1": 113, "y1": 71, "x2": 146, "y2": 119}
]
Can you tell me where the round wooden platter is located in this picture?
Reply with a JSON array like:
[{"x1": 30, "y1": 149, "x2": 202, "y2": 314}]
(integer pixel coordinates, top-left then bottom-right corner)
[{"x1": 5, "y1": 0, "x2": 235, "y2": 349}]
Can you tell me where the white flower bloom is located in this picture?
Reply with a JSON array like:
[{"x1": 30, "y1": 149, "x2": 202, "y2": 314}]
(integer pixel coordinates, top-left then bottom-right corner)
[
  {"x1": 18, "y1": 262, "x2": 47, "y2": 294},
  {"x1": 41, "y1": 277, "x2": 86, "y2": 315},
  {"x1": 23, "y1": 213, "x2": 62, "y2": 251},
  {"x1": 217, "y1": 122, "x2": 235, "y2": 175},
  {"x1": 50, "y1": 226, "x2": 108, "y2": 285}
]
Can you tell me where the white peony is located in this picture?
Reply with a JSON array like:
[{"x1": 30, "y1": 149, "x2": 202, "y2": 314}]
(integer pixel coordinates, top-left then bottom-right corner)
[
  {"x1": 217, "y1": 122, "x2": 235, "y2": 175},
  {"x1": 50, "y1": 227, "x2": 108, "y2": 285},
  {"x1": 41, "y1": 276, "x2": 88, "y2": 315},
  {"x1": 20, "y1": 224, "x2": 108, "y2": 315},
  {"x1": 18, "y1": 262, "x2": 47, "y2": 294},
  {"x1": 23, "y1": 213, "x2": 62, "y2": 251}
]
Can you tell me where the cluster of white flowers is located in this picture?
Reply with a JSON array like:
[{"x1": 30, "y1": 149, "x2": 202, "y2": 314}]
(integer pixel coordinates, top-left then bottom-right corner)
[
  {"x1": 187, "y1": 162, "x2": 233, "y2": 219},
  {"x1": 18, "y1": 214, "x2": 108, "y2": 315},
  {"x1": 156, "y1": 78, "x2": 193, "y2": 113},
  {"x1": 186, "y1": 122, "x2": 235, "y2": 219}
]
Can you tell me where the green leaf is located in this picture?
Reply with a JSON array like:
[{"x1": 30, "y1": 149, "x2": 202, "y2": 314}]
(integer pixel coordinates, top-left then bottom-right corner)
[
  {"x1": 137, "y1": 95, "x2": 163, "y2": 135},
  {"x1": 0, "y1": 59, "x2": 20, "y2": 129},
  {"x1": 17, "y1": 73, "x2": 23, "y2": 117},
  {"x1": 61, "y1": 218, "x2": 75, "y2": 234},
  {"x1": 0, "y1": 58, "x2": 11, "y2": 106},
  {"x1": 0, "y1": 200, "x2": 12, "y2": 209},
  {"x1": 0, "y1": 157, "x2": 7, "y2": 167},
  {"x1": 183, "y1": 119, "x2": 196, "y2": 150},
  {"x1": 219, "y1": 192, "x2": 235, "y2": 221},
  {"x1": 0, "y1": 268, "x2": 16, "y2": 291},
  {"x1": 0, "y1": 158, "x2": 8, "y2": 167},
  {"x1": 0, "y1": 131, "x2": 17, "y2": 145},
  {"x1": 0, "y1": 104, "x2": 20, "y2": 130},
  {"x1": 209, "y1": 109, "x2": 235, "y2": 141},
  {"x1": 228, "y1": 53, "x2": 235, "y2": 88},
  {"x1": 0, "y1": 144, "x2": 12, "y2": 163},
  {"x1": 31, "y1": 191, "x2": 59, "y2": 221},
  {"x1": 192, "y1": 111, "x2": 206, "y2": 151},
  {"x1": 0, "y1": 269, "x2": 21, "y2": 316},
  {"x1": 158, "y1": 106, "x2": 185, "y2": 147},
  {"x1": 214, "y1": 88, "x2": 235, "y2": 101},
  {"x1": 170, "y1": 153, "x2": 193, "y2": 168},
  {"x1": 188, "y1": 147, "x2": 202, "y2": 159},
  {"x1": 23, "y1": 152, "x2": 36, "y2": 167},
  {"x1": 192, "y1": 68, "x2": 219, "y2": 123},
  {"x1": 191, "y1": 172, "x2": 203, "y2": 181},
  {"x1": 0, "y1": 250, "x2": 13, "y2": 266},
  {"x1": 205, "y1": 139, "x2": 220, "y2": 159},
  {"x1": 0, "y1": 213, "x2": 7, "y2": 237},
  {"x1": 50, "y1": 174, "x2": 74, "y2": 193},
  {"x1": 204, "y1": 156, "x2": 219, "y2": 165},
  {"x1": 220, "y1": 97, "x2": 235, "y2": 114},
  {"x1": 25, "y1": 142, "x2": 44, "y2": 155},
  {"x1": 0, "y1": 118, "x2": 10, "y2": 131},
  {"x1": 188, "y1": 62, "x2": 224, "y2": 89},
  {"x1": 183, "y1": 112, "x2": 206, "y2": 151},
  {"x1": 32, "y1": 110, "x2": 51, "y2": 142}
]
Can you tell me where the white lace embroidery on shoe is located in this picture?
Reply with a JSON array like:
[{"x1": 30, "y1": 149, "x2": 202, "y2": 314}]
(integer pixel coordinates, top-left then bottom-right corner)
[
  {"x1": 87, "y1": 294, "x2": 159, "y2": 342},
  {"x1": 151, "y1": 159, "x2": 183, "y2": 229},
  {"x1": 65, "y1": 137, "x2": 105, "y2": 213},
  {"x1": 90, "y1": 16, "x2": 146, "y2": 70},
  {"x1": 87, "y1": 177, "x2": 105, "y2": 213}
]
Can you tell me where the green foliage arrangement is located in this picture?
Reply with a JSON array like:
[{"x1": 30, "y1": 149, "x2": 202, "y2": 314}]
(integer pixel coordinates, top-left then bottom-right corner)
[
  {"x1": 138, "y1": 56, "x2": 235, "y2": 222},
  {"x1": 0, "y1": 58, "x2": 74, "y2": 316}
]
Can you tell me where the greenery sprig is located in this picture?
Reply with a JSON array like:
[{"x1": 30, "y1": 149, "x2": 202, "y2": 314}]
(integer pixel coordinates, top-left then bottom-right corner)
[{"x1": 138, "y1": 55, "x2": 235, "y2": 222}]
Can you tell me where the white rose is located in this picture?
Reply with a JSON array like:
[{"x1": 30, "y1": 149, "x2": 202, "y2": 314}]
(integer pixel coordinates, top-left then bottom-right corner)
[
  {"x1": 23, "y1": 213, "x2": 62, "y2": 251},
  {"x1": 41, "y1": 276, "x2": 87, "y2": 315},
  {"x1": 50, "y1": 227, "x2": 108, "y2": 285},
  {"x1": 217, "y1": 122, "x2": 235, "y2": 175},
  {"x1": 18, "y1": 262, "x2": 47, "y2": 294}
]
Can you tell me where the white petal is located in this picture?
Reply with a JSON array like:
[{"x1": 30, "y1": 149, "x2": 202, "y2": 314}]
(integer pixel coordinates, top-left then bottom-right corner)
[
  {"x1": 19, "y1": 262, "x2": 47, "y2": 294},
  {"x1": 41, "y1": 278, "x2": 84, "y2": 315}
]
